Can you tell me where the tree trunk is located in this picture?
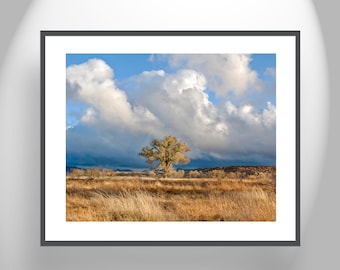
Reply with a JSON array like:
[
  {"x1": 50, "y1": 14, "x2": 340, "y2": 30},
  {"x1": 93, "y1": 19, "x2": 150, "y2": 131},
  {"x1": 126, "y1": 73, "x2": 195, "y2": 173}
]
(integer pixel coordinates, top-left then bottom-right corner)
[{"x1": 164, "y1": 162, "x2": 173, "y2": 178}]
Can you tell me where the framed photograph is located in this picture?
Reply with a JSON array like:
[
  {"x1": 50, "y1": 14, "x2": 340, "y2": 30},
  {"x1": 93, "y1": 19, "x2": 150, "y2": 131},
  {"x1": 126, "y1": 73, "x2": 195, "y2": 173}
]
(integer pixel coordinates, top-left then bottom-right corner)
[{"x1": 41, "y1": 31, "x2": 300, "y2": 246}]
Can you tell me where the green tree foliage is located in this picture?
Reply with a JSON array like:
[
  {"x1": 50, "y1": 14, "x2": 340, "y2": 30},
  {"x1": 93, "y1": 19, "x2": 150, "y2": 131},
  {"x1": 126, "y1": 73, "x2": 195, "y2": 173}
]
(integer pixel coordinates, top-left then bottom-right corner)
[{"x1": 139, "y1": 135, "x2": 190, "y2": 177}]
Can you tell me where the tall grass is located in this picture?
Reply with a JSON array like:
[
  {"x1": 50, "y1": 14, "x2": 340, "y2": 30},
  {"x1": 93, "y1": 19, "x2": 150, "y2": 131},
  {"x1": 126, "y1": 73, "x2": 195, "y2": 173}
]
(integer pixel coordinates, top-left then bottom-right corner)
[{"x1": 66, "y1": 173, "x2": 275, "y2": 221}]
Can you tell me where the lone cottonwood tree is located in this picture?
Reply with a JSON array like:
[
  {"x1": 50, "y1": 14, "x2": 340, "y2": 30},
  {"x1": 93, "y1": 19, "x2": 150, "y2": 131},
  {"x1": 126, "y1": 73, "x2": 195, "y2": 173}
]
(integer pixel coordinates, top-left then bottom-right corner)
[{"x1": 139, "y1": 135, "x2": 190, "y2": 177}]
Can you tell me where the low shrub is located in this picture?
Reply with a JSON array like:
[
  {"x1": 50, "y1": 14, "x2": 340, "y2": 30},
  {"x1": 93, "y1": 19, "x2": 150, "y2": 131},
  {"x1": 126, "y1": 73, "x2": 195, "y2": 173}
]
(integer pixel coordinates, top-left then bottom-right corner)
[
  {"x1": 188, "y1": 170, "x2": 202, "y2": 178},
  {"x1": 208, "y1": 169, "x2": 225, "y2": 179}
]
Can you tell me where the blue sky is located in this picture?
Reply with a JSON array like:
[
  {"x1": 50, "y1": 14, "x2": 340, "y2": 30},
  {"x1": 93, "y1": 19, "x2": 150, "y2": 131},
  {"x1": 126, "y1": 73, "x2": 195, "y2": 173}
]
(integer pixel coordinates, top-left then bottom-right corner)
[{"x1": 66, "y1": 54, "x2": 276, "y2": 170}]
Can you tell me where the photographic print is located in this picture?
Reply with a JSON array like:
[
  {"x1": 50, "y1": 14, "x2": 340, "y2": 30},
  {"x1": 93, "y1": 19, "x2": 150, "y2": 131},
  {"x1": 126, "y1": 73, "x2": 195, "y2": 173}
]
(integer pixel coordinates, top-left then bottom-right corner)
[
  {"x1": 66, "y1": 53, "x2": 276, "y2": 222},
  {"x1": 42, "y1": 31, "x2": 299, "y2": 245}
]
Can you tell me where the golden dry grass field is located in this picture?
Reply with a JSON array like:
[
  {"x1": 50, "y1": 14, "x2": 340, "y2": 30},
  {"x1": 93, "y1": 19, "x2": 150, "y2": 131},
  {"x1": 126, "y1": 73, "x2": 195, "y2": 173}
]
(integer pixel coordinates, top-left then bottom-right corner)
[{"x1": 66, "y1": 167, "x2": 276, "y2": 222}]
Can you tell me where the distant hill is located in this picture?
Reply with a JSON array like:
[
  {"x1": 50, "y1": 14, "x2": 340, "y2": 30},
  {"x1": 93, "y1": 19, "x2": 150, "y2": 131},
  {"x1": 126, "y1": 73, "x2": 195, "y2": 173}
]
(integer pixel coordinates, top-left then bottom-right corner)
[
  {"x1": 66, "y1": 165, "x2": 135, "y2": 173},
  {"x1": 66, "y1": 165, "x2": 275, "y2": 177},
  {"x1": 195, "y1": 165, "x2": 275, "y2": 177},
  {"x1": 66, "y1": 166, "x2": 82, "y2": 173}
]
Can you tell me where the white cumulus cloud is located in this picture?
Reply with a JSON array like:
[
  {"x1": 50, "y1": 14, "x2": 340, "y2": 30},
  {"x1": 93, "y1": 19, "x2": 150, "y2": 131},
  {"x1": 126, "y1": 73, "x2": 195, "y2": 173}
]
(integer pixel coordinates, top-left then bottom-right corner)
[
  {"x1": 165, "y1": 54, "x2": 262, "y2": 96},
  {"x1": 66, "y1": 57, "x2": 276, "y2": 168},
  {"x1": 66, "y1": 59, "x2": 162, "y2": 135},
  {"x1": 128, "y1": 68, "x2": 230, "y2": 157}
]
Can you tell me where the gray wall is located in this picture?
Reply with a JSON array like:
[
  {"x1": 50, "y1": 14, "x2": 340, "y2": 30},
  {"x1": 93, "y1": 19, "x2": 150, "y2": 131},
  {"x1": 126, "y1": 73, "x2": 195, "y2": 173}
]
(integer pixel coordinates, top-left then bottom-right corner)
[{"x1": 0, "y1": 0, "x2": 339, "y2": 269}]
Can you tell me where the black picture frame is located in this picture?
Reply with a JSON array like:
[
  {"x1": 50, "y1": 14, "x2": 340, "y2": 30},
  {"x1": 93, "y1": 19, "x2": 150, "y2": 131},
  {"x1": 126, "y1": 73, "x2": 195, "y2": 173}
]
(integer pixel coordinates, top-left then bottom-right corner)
[{"x1": 41, "y1": 31, "x2": 300, "y2": 246}]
